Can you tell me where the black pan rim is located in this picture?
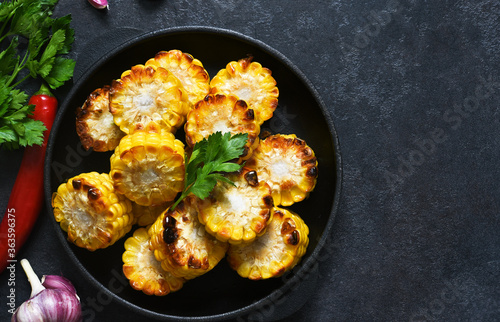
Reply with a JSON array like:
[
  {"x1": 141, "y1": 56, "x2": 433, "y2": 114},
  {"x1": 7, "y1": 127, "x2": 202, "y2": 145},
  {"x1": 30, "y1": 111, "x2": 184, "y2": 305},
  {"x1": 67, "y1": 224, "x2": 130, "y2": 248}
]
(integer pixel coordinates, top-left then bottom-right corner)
[{"x1": 44, "y1": 25, "x2": 343, "y2": 321}]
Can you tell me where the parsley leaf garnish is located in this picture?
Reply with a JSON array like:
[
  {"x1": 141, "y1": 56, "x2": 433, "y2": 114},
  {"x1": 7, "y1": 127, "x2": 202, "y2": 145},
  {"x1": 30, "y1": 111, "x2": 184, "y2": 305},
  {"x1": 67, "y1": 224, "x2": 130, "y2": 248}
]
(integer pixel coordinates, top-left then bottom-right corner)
[
  {"x1": 0, "y1": 0, "x2": 75, "y2": 150},
  {"x1": 171, "y1": 132, "x2": 248, "y2": 209}
]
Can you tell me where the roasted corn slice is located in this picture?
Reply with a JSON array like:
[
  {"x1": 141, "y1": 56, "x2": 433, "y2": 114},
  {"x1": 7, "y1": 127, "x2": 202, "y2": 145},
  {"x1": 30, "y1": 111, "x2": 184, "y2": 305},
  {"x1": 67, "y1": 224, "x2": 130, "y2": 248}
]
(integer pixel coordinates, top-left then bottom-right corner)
[
  {"x1": 145, "y1": 49, "x2": 210, "y2": 107},
  {"x1": 109, "y1": 130, "x2": 185, "y2": 206},
  {"x1": 132, "y1": 201, "x2": 171, "y2": 227},
  {"x1": 149, "y1": 196, "x2": 228, "y2": 280},
  {"x1": 197, "y1": 167, "x2": 274, "y2": 244},
  {"x1": 76, "y1": 85, "x2": 125, "y2": 152},
  {"x1": 209, "y1": 57, "x2": 278, "y2": 124},
  {"x1": 184, "y1": 94, "x2": 260, "y2": 162},
  {"x1": 246, "y1": 134, "x2": 318, "y2": 207},
  {"x1": 227, "y1": 207, "x2": 309, "y2": 280},
  {"x1": 109, "y1": 64, "x2": 189, "y2": 134},
  {"x1": 123, "y1": 227, "x2": 185, "y2": 296},
  {"x1": 51, "y1": 172, "x2": 134, "y2": 251}
]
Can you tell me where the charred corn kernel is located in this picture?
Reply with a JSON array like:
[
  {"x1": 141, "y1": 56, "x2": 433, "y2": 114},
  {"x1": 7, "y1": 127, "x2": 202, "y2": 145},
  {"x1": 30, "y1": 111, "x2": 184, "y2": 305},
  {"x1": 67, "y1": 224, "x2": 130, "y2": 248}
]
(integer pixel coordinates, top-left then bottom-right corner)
[
  {"x1": 145, "y1": 49, "x2": 210, "y2": 107},
  {"x1": 132, "y1": 201, "x2": 171, "y2": 227},
  {"x1": 110, "y1": 130, "x2": 185, "y2": 206},
  {"x1": 184, "y1": 94, "x2": 260, "y2": 162},
  {"x1": 122, "y1": 227, "x2": 185, "y2": 296},
  {"x1": 149, "y1": 196, "x2": 228, "y2": 280},
  {"x1": 51, "y1": 172, "x2": 133, "y2": 251},
  {"x1": 76, "y1": 85, "x2": 125, "y2": 152},
  {"x1": 197, "y1": 167, "x2": 274, "y2": 245},
  {"x1": 109, "y1": 64, "x2": 189, "y2": 134},
  {"x1": 246, "y1": 134, "x2": 318, "y2": 207},
  {"x1": 209, "y1": 57, "x2": 278, "y2": 124},
  {"x1": 227, "y1": 207, "x2": 309, "y2": 280}
]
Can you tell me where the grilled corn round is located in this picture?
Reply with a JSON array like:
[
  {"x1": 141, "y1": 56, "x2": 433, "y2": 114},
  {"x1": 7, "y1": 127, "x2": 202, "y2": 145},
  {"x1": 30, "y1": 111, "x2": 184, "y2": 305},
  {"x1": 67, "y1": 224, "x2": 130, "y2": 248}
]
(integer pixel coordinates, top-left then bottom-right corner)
[
  {"x1": 52, "y1": 172, "x2": 134, "y2": 251},
  {"x1": 109, "y1": 130, "x2": 185, "y2": 206},
  {"x1": 123, "y1": 227, "x2": 185, "y2": 296},
  {"x1": 227, "y1": 207, "x2": 309, "y2": 280},
  {"x1": 197, "y1": 167, "x2": 274, "y2": 244},
  {"x1": 109, "y1": 64, "x2": 189, "y2": 134},
  {"x1": 184, "y1": 94, "x2": 260, "y2": 162},
  {"x1": 76, "y1": 85, "x2": 125, "y2": 152},
  {"x1": 210, "y1": 57, "x2": 278, "y2": 124},
  {"x1": 145, "y1": 49, "x2": 210, "y2": 107},
  {"x1": 246, "y1": 134, "x2": 318, "y2": 206},
  {"x1": 149, "y1": 196, "x2": 228, "y2": 280}
]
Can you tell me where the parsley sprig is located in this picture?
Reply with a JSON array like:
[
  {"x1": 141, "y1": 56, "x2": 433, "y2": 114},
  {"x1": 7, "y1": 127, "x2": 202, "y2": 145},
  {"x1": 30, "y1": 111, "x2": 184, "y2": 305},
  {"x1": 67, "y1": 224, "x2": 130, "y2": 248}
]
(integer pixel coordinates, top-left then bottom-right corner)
[
  {"x1": 0, "y1": 0, "x2": 75, "y2": 149},
  {"x1": 171, "y1": 132, "x2": 249, "y2": 209}
]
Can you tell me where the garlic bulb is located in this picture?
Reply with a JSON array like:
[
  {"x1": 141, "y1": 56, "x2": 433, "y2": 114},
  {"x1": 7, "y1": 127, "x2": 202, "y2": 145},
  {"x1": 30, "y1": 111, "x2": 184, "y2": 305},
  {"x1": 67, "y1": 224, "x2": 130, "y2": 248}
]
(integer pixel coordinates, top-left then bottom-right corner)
[{"x1": 11, "y1": 259, "x2": 82, "y2": 322}]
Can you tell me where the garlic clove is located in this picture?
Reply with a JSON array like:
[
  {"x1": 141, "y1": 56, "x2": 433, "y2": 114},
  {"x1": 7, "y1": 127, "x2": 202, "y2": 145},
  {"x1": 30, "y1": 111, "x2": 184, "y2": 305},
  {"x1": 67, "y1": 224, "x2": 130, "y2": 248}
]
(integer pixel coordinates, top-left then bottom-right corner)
[
  {"x1": 88, "y1": 0, "x2": 109, "y2": 10},
  {"x1": 42, "y1": 275, "x2": 77, "y2": 295}
]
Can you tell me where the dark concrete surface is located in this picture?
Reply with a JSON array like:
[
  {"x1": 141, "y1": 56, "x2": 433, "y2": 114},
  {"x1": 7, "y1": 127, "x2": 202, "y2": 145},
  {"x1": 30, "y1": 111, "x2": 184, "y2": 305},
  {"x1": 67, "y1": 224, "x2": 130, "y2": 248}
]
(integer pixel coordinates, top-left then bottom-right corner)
[{"x1": 1, "y1": 0, "x2": 499, "y2": 321}]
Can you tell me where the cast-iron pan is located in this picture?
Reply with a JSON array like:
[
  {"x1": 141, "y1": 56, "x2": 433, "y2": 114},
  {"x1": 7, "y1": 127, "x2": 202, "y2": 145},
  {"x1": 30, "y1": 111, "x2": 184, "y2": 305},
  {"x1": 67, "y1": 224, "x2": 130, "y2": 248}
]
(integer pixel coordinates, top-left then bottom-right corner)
[{"x1": 44, "y1": 26, "x2": 342, "y2": 321}]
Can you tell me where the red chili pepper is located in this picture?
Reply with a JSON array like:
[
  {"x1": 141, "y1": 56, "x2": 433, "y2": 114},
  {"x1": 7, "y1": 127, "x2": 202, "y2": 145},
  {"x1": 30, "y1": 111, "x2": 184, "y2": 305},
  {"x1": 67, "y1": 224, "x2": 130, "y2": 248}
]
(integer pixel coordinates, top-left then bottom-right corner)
[{"x1": 0, "y1": 83, "x2": 57, "y2": 273}]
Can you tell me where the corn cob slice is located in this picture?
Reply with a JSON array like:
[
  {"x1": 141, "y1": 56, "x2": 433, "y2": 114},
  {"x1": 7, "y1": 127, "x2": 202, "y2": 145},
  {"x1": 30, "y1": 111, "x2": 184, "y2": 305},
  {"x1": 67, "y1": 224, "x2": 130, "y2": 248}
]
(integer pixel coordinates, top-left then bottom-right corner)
[
  {"x1": 109, "y1": 64, "x2": 189, "y2": 134},
  {"x1": 184, "y1": 94, "x2": 260, "y2": 162},
  {"x1": 197, "y1": 167, "x2": 274, "y2": 244},
  {"x1": 51, "y1": 172, "x2": 134, "y2": 251},
  {"x1": 209, "y1": 57, "x2": 278, "y2": 124},
  {"x1": 149, "y1": 196, "x2": 228, "y2": 280},
  {"x1": 227, "y1": 207, "x2": 309, "y2": 280},
  {"x1": 122, "y1": 227, "x2": 185, "y2": 296},
  {"x1": 76, "y1": 85, "x2": 125, "y2": 152},
  {"x1": 132, "y1": 201, "x2": 171, "y2": 227},
  {"x1": 246, "y1": 134, "x2": 318, "y2": 207},
  {"x1": 109, "y1": 130, "x2": 185, "y2": 206},
  {"x1": 145, "y1": 49, "x2": 210, "y2": 107}
]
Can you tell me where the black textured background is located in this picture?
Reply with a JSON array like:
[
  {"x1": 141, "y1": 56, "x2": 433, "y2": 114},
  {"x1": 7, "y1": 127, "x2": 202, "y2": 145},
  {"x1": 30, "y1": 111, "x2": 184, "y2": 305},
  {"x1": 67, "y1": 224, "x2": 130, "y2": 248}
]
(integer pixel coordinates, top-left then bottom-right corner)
[{"x1": 1, "y1": 0, "x2": 500, "y2": 321}]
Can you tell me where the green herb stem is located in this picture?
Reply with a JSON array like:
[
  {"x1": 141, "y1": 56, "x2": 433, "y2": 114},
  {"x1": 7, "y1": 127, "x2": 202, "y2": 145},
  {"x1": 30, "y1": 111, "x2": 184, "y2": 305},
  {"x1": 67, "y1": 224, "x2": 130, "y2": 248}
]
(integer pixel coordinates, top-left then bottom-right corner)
[
  {"x1": 7, "y1": 51, "x2": 28, "y2": 88},
  {"x1": 171, "y1": 189, "x2": 190, "y2": 210},
  {"x1": 0, "y1": 32, "x2": 9, "y2": 44},
  {"x1": 0, "y1": 9, "x2": 17, "y2": 41},
  {"x1": 11, "y1": 74, "x2": 29, "y2": 89}
]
